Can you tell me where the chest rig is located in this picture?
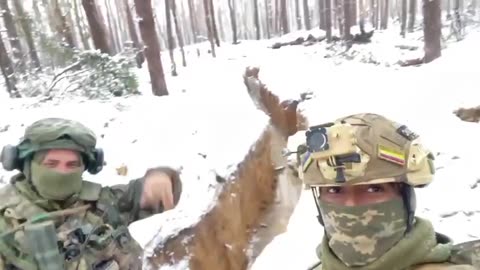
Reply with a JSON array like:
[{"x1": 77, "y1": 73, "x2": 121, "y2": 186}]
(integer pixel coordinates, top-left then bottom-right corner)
[{"x1": 0, "y1": 181, "x2": 143, "y2": 270}]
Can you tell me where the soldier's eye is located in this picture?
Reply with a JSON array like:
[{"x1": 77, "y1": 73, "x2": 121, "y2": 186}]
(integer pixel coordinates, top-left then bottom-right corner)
[
  {"x1": 327, "y1": 187, "x2": 342, "y2": 194},
  {"x1": 43, "y1": 161, "x2": 58, "y2": 167},
  {"x1": 367, "y1": 185, "x2": 384, "y2": 193},
  {"x1": 67, "y1": 162, "x2": 81, "y2": 168}
]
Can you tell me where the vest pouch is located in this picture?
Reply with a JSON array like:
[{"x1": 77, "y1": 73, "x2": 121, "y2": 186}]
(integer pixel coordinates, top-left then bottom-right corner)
[
  {"x1": 24, "y1": 220, "x2": 64, "y2": 270},
  {"x1": 87, "y1": 225, "x2": 116, "y2": 260}
]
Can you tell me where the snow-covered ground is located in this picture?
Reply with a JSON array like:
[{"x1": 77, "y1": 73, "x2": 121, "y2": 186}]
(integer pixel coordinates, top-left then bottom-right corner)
[{"x1": 1, "y1": 25, "x2": 479, "y2": 269}]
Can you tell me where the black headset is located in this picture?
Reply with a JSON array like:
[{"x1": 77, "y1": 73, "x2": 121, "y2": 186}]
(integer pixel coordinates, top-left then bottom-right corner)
[{"x1": 0, "y1": 144, "x2": 105, "y2": 175}]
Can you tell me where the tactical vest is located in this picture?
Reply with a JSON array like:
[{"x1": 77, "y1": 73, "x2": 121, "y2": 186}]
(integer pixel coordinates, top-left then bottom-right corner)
[{"x1": 0, "y1": 181, "x2": 143, "y2": 270}]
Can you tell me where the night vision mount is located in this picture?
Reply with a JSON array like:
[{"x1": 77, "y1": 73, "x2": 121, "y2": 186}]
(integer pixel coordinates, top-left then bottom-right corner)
[{"x1": 305, "y1": 122, "x2": 361, "y2": 183}]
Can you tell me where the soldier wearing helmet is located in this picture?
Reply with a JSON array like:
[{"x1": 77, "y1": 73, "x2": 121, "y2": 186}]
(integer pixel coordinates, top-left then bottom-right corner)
[
  {"x1": 0, "y1": 118, "x2": 182, "y2": 269},
  {"x1": 297, "y1": 113, "x2": 479, "y2": 270}
]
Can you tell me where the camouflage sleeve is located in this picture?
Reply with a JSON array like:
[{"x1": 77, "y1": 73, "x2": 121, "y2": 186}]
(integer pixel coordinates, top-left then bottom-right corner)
[
  {"x1": 450, "y1": 239, "x2": 480, "y2": 268},
  {"x1": 109, "y1": 166, "x2": 182, "y2": 223}
]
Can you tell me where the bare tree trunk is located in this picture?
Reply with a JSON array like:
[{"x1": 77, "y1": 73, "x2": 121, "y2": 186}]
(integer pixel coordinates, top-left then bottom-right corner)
[
  {"x1": 281, "y1": 0, "x2": 290, "y2": 34},
  {"x1": 179, "y1": 1, "x2": 191, "y2": 45},
  {"x1": 209, "y1": 0, "x2": 220, "y2": 46},
  {"x1": 228, "y1": 0, "x2": 238, "y2": 43},
  {"x1": 380, "y1": 0, "x2": 389, "y2": 29},
  {"x1": 378, "y1": 0, "x2": 383, "y2": 28},
  {"x1": 32, "y1": 1, "x2": 54, "y2": 68},
  {"x1": 115, "y1": 1, "x2": 127, "y2": 48},
  {"x1": 375, "y1": 0, "x2": 380, "y2": 28},
  {"x1": 326, "y1": 0, "x2": 333, "y2": 41},
  {"x1": 155, "y1": 16, "x2": 166, "y2": 49},
  {"x1": 319, "y1": 0, "x2": 327, "y2": 30},
  {"x1": 446, "y1": 0, "x2": 451, "y2": 18},
  {"x1": 134, "y1": 0, "x2": 168, "y2": 96},
  {"x1": 359, "y1": 0, "x2": 365, "y2": 30},
  {"x1": 187, "y1": 0, "x2": 199, "y2": 43},
  {"x1": 165, "y1": 0, "x2": 177, "y2": 76},
  {"x1": 12, "y1": 0, "x2": 41, "y2": 70},
  {"x1": 82, "y1": 0, "x2": 112, "y2": 54},
  {"x1": 194, "y1": 0, "x2": 204, "y2": 36},
  {"x1": 401, "y1": 0, "x2": 408, "y2": 36},
  {"x1": 217, "y1": 6, "x2": 226, "y2": 40},
  {"x1": 52, "y1": 0, "x2": 76, "y2": 48},
  {"x1": 73, "y1": 0, "x2": 90, "y2": 49},
  {"x1": 171, "y1": 0, "x2": 187, "y2": 67},
  {"x1": 358, "y1": 0, "x2": 367, "y2": 32},
  {"x1": 352, "y1": 0, "x2": 358, "y2": 25},
  {"x1": 343, "y1": 0, "x2": 353, "y2": 39},
  {"x1": 423, "y1": 0, "x2": 441, "y2": 63},
  {"x1": 265, "y1": 0, "x2": 271, "y2": 38},
  {"x1": 303, "y1": 0, "x2": 311, "y2": 29},
  {"x1": 334, "y1": 0, "x2": 338, "y2": 29},
  {"x1": 408, "y1": 0, "x2": 417, "y2": 31},
  {"x1": 337, "y1": 0, "x2": 344, "y2": 35},
  {"x1": 114, "y1": 0, "x2": 128, "y2": 44},
  {"x1": 203, "y1": 0, "x2": 216, "y2": 57},
  {"x1": 104, "y1": 1, "x2": 115, "y2": 46},
  {"x1": 274, "y1": 0, "x2": 280, "y2": 34},
  {"x1": 387, "y1": 0, "x2": 390, "y2": 28},
  {"x1": 241, "y1": 2, "x2": 248, "y2": 39},
  {"x1": 393, "y1": 0, "x2": 399, "y2": 19},
  {"x1": 41, "y1": 0, "x2": 57, "y2": 34},
  {"x1": 295, "y1": 0, "x2": 302, "y2": 29},
  {"x1": 107, "y1": 0, "x2": 122, "y2": 52},
  {"x1": 124, "y1": 0, "x2": 144, "y2": 67},
  {"x1": 254, "y1": 0, "x2": 261, "y2": 39},
  {"x1": 454, "y1": 0, "x2": 461, "y2": 21},
  {"x1": 65, "y1": 0, "x2": 80, "y2": 47},
  {"x1": 370, "y1": 0, "x2": 376, "y2": 26},
  {"x1": 0, "y1": 33, "x2": 19, "y2": 97},
  {"x1": 0, "y1": 0, "x2": 24, "y2": 72}
]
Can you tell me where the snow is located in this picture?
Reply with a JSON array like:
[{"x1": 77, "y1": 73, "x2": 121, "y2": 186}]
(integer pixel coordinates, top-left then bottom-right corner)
[{"x1": 1, "y1": 23, "x2": 479, "y2": 270}]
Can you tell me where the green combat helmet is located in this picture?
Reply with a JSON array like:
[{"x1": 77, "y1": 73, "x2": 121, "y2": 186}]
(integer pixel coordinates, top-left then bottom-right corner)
[
  {"x1": 0, "y1": 118, "x2": 104, "y2": 174},
  {"x1": 297, "y1": 113, "x2": 435, "y2": 231}
]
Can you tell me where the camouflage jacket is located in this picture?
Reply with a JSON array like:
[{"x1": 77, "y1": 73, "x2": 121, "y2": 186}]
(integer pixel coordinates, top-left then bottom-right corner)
[
  {"x1": 0, "y1": 167, "x2": 182, "y2": 270},
  {"x1": 309, "y1": 218, "x2": 479, "y2": 270}
]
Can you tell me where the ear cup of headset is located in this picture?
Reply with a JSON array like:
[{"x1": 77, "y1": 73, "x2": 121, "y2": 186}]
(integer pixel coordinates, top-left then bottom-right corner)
[
  {"x1": 87, "y1": 148, "x2": 104, "y2": 175},
  {"x1": 1, "y1": 145, "x2": 20, "y2": 171}
]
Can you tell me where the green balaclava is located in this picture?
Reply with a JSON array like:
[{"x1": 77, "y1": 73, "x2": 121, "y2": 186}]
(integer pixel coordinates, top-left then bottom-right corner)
[
  {"x1": 319, "y1": 198, "x2": 408, "y2": 267},
  {"x1": 29, "y1": 151, "x2": 84, "y2": 200}
]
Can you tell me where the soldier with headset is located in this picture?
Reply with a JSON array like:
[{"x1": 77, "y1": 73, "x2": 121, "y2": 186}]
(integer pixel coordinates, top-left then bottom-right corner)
[{"x1": 0, "y1": 118, "x2": 182, "y2": 270}]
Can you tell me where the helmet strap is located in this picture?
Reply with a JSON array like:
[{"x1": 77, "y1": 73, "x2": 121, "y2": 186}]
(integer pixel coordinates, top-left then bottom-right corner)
[
  {"x1": 311, "y1": 187, "x2": 325, "y2": 226},
  {"x1": 400, "y1": 183, "x2": 416, "y2": 233}
]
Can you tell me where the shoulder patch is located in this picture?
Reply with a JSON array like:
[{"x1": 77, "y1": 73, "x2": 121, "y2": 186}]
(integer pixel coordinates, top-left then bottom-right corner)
[{"x1": 79, "y1": 181, "x2": 102, "y2": 201}]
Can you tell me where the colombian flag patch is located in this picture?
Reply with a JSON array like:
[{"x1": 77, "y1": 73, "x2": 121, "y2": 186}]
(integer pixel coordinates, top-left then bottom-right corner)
[
  {"x1": 302, "y1": 151, "x2": 314, "y2": 172},
  {"x1": 377, "y1": 145, "x2": 405, "y2": 166}
]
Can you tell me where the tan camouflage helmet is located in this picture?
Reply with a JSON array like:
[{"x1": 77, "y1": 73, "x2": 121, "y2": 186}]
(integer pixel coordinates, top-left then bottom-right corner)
[{"x1": 298, "y1": 113, "x2": 435, "y2": 187}]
